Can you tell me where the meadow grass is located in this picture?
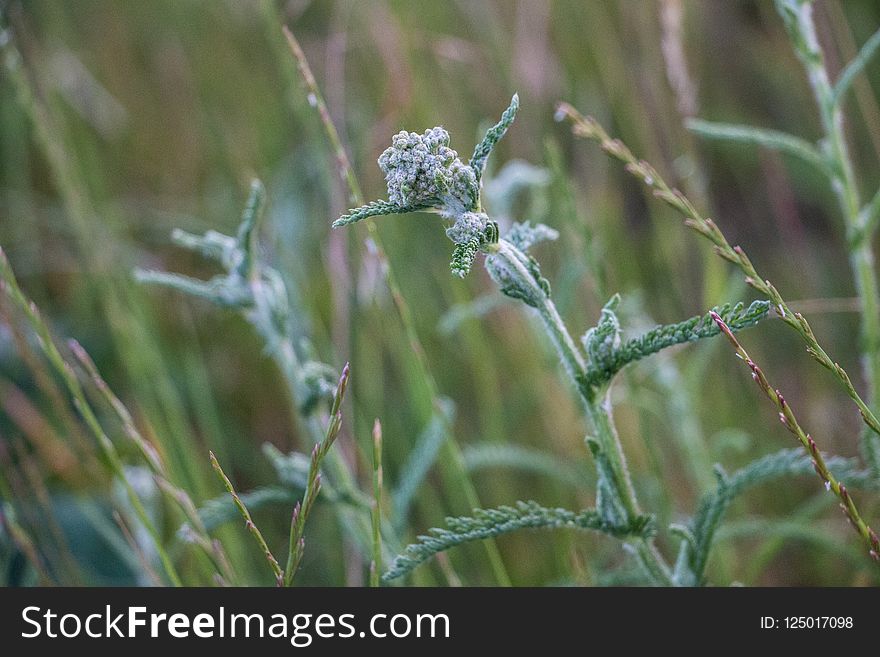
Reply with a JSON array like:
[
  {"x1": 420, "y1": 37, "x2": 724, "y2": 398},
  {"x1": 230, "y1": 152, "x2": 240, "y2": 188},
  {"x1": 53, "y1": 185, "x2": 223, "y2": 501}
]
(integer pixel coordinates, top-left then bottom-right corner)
[{"x1": 2, "y1": 0, "x2": 880, "y2": 587}]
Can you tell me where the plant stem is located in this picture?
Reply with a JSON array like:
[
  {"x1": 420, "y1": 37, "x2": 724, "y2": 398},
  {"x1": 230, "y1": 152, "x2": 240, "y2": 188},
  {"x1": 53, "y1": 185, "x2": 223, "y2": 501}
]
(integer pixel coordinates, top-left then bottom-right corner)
[
  {"x1": 787, "y1": 2, "x2": 880, "y2": 472},
  {"x1": 712, "y1": 312, "x2": 880, "y2": 565},
  {"x1": 210, "y1": 452, "x2": 284, "y2": 585},
  {"x1": 584, "y1": 396, "x2": 640, "y2": 520},
  {"x1": 557, "y1": 103, "x2": 880, "y2": 465},
  {"x1": 278, "y1": 21, "x2": 511, "y2": 585},
  {"x1": 370, "y1": 419, "x2": 384, "y2": 587},
  {"x1": 488, "y1": 240, "x2": 672, "y2": 584}
]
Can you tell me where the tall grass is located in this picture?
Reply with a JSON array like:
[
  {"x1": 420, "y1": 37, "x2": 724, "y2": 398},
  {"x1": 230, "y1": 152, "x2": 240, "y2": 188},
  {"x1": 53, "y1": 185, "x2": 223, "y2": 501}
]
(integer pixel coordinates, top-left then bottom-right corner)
[{"x1": 2, "y1": 0, "x2": 880, "y2": 586}]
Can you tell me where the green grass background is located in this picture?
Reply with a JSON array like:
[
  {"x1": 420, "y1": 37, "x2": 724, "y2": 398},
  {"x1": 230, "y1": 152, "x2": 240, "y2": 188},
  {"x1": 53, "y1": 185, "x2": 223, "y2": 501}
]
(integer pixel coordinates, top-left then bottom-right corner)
[{"x1": 2, "y1": 0, "x2": 880, "y2": 586}]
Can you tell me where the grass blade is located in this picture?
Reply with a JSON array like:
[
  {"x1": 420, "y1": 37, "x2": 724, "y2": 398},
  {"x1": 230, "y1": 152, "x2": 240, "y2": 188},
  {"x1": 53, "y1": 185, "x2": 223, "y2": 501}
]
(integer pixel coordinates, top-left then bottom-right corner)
[
  {"x1": 686, "y1": 118, "x2": 828, "y2": 174},
  {"x1": 832, "y1": 26, "x2": 880, "y2": 107},
  {"x1": 370, "y1": 419, "x2": 383, "y2": 588},
  {"x1": 391, "y1": 403, "x2": 453, "y2": 527}
]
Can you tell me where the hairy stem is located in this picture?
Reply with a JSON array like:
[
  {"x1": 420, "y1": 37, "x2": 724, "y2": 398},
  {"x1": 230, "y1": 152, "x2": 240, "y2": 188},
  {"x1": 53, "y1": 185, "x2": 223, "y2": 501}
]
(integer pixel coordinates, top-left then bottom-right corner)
[{"x1": 487, "y1": 240, "x2": 671, "y2": 584}]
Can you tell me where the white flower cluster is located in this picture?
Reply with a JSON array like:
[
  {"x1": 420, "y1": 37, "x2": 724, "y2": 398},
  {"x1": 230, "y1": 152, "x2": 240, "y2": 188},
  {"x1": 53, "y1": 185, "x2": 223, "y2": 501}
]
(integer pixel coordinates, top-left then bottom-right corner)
[
  {"x1": 335, "y1": 97, "x2": 520, "y2": 278},
  {"x1": 378, "y1": 127, "x2": 478, "y2": 214},
  {"x1": 445, "y1": 211, "x2": 488, "y2": 245}
]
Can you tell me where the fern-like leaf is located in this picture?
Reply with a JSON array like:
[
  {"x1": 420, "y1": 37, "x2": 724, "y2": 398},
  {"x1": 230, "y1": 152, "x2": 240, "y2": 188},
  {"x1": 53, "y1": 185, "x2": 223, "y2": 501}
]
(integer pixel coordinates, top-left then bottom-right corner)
[
  {"x1": 725, "y1": 448, "x2": 872, "y2": 498},
  {"x1": 450, "y1": 237, "x2": 481, "y2": 278},
  {"x1": 587, "y1": 438, "x2": 628, "y2": 527},
  {"x1": 678, "y1": 448, "x2": 872, "y2": 585},
  {"x1": 685, "y1": 465, "x2": 731, "y2": 584},
  {"x1": 505, "y1": 221, "x2": 559, "y2": 253},
  {"x1": 332, "y1": 199, "x2": 435, "y2": 228},
  {"x1": 582, "y1": 300, "x2": 771, "y2": 389},
  {"x1": 469, "y1": 94, "x2": 519, "y2": 185},
  {"x1": 485, "y1": 242, "x2": 552, "y2": 309},
  {"x1": 383, "y1": 500, "x2": 655, "y2": 581},
  {"x1": 134, "y1": 270, "x2": 253, "y2": 308}
]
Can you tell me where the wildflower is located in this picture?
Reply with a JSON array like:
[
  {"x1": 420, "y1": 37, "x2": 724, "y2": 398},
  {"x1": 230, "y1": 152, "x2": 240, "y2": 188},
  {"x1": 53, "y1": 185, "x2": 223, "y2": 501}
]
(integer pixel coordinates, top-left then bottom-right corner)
[
  {"x1": 334, "y1": 94, "x2": 520, "y2": 278},
  {"x1": 378, "y1": 127, "x2": 479, "y2": 215}
]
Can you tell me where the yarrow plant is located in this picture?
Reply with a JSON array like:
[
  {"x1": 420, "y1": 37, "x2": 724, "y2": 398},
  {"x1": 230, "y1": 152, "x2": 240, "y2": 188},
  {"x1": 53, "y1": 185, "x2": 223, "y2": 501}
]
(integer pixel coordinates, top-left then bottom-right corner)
[
  {"x1": 136, "y1": 181, "x2": 380, "y2": 585},
  {"x1": 172, "y1": 7, "x2": 880, "y2": 585},
  {"x1": 331, "y1": 96, "x2": 863, "y2": 585},
  {"x1": 334, "y1": 95, "x2": 519, "y2": 278},
  {"x1": 378, "y1": 127, "x2": 477, "y2": 212},
  {"x1": 3, "y1": 2, "x2": 880, "y2": 589}
]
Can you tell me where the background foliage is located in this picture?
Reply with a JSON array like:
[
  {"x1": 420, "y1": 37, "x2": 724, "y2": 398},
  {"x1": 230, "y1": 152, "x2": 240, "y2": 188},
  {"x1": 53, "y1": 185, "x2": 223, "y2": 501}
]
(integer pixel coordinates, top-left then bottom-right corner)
[{"x1": 2, "y1": 0, "x2": 880, "y2": 586}]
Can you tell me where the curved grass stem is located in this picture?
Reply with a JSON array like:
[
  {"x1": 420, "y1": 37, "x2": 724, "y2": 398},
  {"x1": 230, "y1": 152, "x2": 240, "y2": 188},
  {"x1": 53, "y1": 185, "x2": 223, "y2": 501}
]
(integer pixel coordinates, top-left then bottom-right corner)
[
  {"x1": 557, "y1": 103, "x2": 880, "y2": 475},
  {"x1": 782, "y1": 1, "x2": 880, "y2": 476},
  {"x1": 279, "y1": 20, "x2": 511, "y2": 585},
  {"x1": 711, "y1": 313, "x2": 880, "y2": 565}
]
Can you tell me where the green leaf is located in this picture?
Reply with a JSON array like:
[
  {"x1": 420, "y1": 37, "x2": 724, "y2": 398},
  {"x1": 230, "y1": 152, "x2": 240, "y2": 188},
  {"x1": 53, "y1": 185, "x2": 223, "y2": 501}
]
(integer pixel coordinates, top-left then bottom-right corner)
[
  {"x1": 450, "y1": 237, "x2": 481, "y2": 278},
  {"x1": 678, "y1": 448, "x2": 872, "y2": 584},
  {"x1": 582, "y1": 300, "x2": 771, "y2": 389},
  {"x1": 135, "y1": 178, "x2": 280, "y2": 311},
  {"x1": 234, "y1": 179, "x2": 267, "y2": 278},
  {"x1": 133, "y1": 270, "x2": 252, "y2": 308},
  {"x1": 169, "y1": 227, "x2": 235, "y2": 263},
  {"x1": 485, "y1": 241, "x2": 551, "y2": 308},
  {"x1": 587, "y1": 437, "x2": 628, "y2": 527},
  {"x1": 832, "y1": 26, "x2": 880, "y2": 108},
  {"x1": 383, "y1": 500, "x2": 655, "y2": 581},
  {"x1": 505, "y1": 221, "x2": 559, "y2": 253},
  {"x1": 724, "y1": 448, "x2": 872, "y2": 497},
  {"x1": 686, "y1": 465, "x2": 731, "y2": 583},
  {"x1": 581, "y1": 294, "x2": 622, "y2": 379},
  {"x1": 469, "y1": 94, "x2": 519, "y2": 185},
  {"x1": 391, "y1": 401, "x2": 454, "y2": 528},
  {"x1": 332, "y1": 199, "x2": 435, "y2": 228},
  {"x1": 686, "y1": 118, "x2": 828, "y2": 175}
]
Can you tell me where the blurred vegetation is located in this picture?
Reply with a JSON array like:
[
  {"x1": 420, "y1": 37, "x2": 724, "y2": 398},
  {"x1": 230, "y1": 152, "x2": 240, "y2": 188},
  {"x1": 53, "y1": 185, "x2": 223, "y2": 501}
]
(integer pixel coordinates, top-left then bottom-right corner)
[{"x1": 1, "y1": 0, "x2": 880, "y2": 586}]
